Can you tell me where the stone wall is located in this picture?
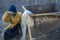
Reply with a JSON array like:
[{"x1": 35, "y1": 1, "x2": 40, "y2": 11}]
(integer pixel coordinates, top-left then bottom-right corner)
[
  {"x1": 0, "y1": 0, "x2": 60, "y2": 14},
  {"x1": 0, "y1": 0, "x2": 59, "y2": 14}
]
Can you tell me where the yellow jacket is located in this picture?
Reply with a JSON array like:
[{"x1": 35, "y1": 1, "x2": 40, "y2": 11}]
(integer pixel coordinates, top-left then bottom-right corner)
[{"x1": 2, "y1": 11, "x2": 22, "y2": 30}]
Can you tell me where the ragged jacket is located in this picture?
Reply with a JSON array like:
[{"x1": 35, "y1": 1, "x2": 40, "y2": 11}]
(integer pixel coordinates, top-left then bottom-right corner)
[{"x1": 2, "y1": 11, "x2": 22, "y2": 30}]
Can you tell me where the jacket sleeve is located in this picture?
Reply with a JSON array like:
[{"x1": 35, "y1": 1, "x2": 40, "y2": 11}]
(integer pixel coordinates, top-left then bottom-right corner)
[{"x1": 2, "y1": 11, "x2": 10, "y2": 22}]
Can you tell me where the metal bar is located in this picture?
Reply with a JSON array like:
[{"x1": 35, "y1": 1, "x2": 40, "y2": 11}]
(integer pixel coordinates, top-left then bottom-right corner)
[
  {"x1": 30, "y1": 12, "x2": 60, "y2": 16},
  {"x1": 28, "y1": 26, "x2": 32, "y2": 40}
]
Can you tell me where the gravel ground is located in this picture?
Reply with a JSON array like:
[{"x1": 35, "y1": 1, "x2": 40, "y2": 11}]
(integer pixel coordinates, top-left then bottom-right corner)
[
  {"x1": 0, "y1": 14, "x2": 60, "y2": 40},
  {"x1": 0, "y1": 21, "x2": 7, "y2": 40},
  {"x1": 0, "y1": 14, "x2": 8, "y2": 40},
  {"x1": 31, "y1": 16, "x2": 60, "y2": 40}
]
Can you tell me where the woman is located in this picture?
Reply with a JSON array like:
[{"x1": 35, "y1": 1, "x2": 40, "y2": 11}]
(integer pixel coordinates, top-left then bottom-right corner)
[{"x1": 2, "y1": 5, "x2": 22, "y2": 40}]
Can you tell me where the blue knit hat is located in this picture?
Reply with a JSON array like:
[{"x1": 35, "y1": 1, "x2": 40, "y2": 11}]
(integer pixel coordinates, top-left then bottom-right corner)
[{"x1": 8, "y1": 5, "x2": 17, "y2": 13}]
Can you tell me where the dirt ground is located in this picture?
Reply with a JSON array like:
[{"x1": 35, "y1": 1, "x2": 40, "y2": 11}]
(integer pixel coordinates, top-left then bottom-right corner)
[{"x1": 0, "y1": 14, "x2": 60, "y2": 40}]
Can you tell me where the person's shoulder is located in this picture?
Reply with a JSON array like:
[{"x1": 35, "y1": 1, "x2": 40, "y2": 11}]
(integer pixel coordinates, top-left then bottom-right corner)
[
  {"x1": 17, "y1": 12, "x2": 22, "y2": 17},
  {"x1": 17, "y1": 12, "x2": 22, "y2": 14},
  {"x1": 17, "y1": 12, "x2": 22, "y2": 15}
]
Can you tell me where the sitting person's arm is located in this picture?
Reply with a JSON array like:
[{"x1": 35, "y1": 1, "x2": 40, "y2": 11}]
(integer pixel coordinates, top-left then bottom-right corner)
[{"x1": 2, "y1": 11, "x2": 11, "y2": 22}]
